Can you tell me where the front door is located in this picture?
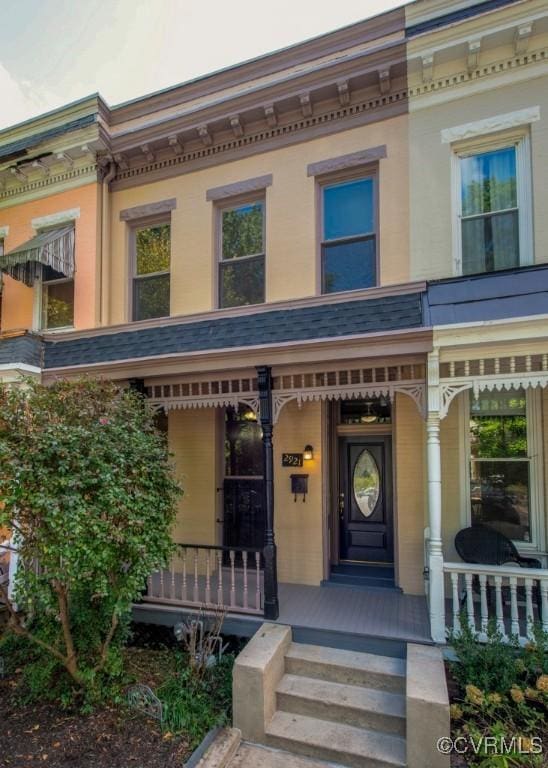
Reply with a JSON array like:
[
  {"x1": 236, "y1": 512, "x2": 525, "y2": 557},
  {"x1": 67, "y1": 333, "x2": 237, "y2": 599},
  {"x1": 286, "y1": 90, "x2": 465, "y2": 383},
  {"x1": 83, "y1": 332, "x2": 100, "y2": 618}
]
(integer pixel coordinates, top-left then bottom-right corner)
[
  {"x1": 223, "y1": 405, "x2": 265, "y2": 551},
  {"x1": 339, "y1": 437, "x2": 393, "y2": 563}
]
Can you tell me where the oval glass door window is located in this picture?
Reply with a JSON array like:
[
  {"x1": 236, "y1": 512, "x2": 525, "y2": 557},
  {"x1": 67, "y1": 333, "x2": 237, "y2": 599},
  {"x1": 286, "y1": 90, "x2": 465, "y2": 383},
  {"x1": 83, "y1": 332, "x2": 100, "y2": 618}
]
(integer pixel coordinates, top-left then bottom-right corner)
[{"x1": 353, "y1": 449, "x2": 380, "y2": 518}]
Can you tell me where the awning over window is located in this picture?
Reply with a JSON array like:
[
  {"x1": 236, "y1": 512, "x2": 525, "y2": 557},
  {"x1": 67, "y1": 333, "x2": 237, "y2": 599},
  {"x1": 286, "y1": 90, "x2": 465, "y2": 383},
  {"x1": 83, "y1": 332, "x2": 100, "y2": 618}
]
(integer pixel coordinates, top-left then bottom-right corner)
[{"x1": 0, "y1": 225, "x2": 75, "y2": 286}]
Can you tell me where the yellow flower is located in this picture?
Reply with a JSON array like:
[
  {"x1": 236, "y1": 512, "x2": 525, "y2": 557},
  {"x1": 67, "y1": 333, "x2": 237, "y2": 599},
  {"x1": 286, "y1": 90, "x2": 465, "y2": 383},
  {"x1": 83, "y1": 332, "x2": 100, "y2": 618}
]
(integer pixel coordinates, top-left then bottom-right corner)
[
  {"x1": 466, "y1": 684, "x2": 485, "y2": 706},
  {"x1": 535, "y1": 674, "x2": 548, "y2": 693},
  {"x1": 510, "y1": 685, "x2": 525, "y2": 704},
  {"x1": 520, "y1": 737, "x2": 533, "y2": 753},
  {"x1": 524, "y1": 643, "x2": 536, "y2": 653},
  {"x1": 487, "y1": 693, "x2": 502, "y2": 705},
  {"x1": 450, "y1": 704, "x2": 463, "y2": 720},
  {"x1": 525, "y1": 687, "x2": 539, "y2": 700}
]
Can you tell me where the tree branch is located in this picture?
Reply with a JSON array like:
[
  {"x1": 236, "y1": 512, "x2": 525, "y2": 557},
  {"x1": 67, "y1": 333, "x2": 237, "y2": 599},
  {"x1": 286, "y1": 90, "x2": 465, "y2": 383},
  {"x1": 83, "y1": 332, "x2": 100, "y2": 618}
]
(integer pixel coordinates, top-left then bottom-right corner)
[
  {"x1": 94, "y1": 610, "x2": 120, "y2": 673},
  {"x1": 0, "y1": 581, "x2": 69, "y2": 668},
  {"x1": 52, "y1": 581, "x2": 79, "y2": 679}
]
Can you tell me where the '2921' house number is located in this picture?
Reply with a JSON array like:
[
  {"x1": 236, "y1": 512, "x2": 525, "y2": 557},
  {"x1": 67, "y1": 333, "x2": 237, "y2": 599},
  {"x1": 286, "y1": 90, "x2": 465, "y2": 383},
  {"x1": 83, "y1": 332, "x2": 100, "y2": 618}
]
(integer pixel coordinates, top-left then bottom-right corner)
[{"x1": 282, "y1": 453, "x2": 303, "y2": 467}]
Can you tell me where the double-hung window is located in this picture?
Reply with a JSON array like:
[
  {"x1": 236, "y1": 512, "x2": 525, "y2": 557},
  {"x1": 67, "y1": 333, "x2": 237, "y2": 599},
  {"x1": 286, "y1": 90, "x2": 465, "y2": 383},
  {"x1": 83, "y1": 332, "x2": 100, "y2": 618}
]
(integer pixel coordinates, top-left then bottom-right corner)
[
  {"x1": 468, "y1": 388, "x2": 538, "y2": 544},
  {"x1": 132, "y1": 223, "x2": 171, "y2": 321},
  {"x1": 41, "y1": 272, "x2": 74, "y2": 329},
  {"x1": 219, "y1": 200, "x2": 265, "y2": 308},
  {"x1": 321, "y1": 175, "x2": 377, "y2": 294},
  {"x1": 456, "y1": 136, "x2": 532, "y2": 275}
]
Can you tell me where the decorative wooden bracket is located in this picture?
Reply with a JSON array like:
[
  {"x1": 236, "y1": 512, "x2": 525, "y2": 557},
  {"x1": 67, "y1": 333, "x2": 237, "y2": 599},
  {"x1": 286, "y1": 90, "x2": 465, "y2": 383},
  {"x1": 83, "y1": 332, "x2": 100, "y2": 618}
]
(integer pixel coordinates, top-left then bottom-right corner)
[
  {"x1": 264, "y1": 103, "x2": 277, "y2": 127},
  {"x1": 197, "y1": 124, "x2": 212, "y2": 146},
  {"x1": 168, "y1": 135, "x2": 183, "y2": 155},
  {"x1": 230, "y1": 115, "x2": 244, "y2": 138},
  {"x1": 337, "y1": 80, "x2": 350, "y2": 106},
  {"x1": 299, "y1": 93, "x2": 312, "y2": 118}
]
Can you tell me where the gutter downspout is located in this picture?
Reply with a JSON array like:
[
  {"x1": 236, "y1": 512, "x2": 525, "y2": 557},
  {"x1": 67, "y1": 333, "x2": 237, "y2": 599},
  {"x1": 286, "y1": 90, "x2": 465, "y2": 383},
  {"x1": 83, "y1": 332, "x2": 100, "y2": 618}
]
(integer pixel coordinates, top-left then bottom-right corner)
[{"x1": 99, "y1": 160, "x2": 116, "y2": 327}]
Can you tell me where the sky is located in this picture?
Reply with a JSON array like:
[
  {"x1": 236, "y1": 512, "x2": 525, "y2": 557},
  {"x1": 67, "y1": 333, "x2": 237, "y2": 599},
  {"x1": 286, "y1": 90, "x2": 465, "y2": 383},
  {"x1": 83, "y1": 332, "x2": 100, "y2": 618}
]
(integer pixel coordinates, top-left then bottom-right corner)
[{"x1": 0, "y1": 0, "x2": 402, "y2": 131}]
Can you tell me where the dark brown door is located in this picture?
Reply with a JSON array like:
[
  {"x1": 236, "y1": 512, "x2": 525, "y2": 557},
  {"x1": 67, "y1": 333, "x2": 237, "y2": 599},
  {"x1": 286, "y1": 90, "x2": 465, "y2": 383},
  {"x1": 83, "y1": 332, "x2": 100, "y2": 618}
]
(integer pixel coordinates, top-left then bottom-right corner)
[{"x1": 339, "y1": 437, "x2": 393, "y2": 563}]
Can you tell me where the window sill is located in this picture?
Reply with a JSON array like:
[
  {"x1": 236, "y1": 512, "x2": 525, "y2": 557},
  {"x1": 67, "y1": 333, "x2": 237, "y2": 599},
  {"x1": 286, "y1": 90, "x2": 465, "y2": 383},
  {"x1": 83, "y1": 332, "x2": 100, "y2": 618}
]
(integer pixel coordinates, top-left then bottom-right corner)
[{"x1": 41, "y1": 326, "x2": 75, "y2": 335}]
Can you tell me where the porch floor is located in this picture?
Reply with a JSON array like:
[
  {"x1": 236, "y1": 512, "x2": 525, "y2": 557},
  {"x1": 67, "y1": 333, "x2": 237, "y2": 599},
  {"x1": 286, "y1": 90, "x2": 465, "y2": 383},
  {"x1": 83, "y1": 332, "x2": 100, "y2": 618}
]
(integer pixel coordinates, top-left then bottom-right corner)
[
  {"x1": 275, "y1": 582, "x2": 430, "y2": 645},
  {"x1": 137, "y1": 576, "x2": 431, "y2": 651}
]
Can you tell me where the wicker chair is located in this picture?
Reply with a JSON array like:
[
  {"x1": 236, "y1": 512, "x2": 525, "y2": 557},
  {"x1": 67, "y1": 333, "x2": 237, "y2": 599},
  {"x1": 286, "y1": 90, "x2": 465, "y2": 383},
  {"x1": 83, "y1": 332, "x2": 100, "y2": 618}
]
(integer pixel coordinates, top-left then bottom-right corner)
[{"x1": 454, "y1": 525, "x2": 542, "y2": 620}]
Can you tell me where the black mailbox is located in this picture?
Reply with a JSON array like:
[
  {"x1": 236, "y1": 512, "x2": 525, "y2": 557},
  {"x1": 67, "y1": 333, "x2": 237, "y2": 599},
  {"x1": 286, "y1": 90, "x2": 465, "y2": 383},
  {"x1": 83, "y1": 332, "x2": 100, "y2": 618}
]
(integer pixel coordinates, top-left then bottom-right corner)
[{"x1": 290, "y1": 473, "x2": 308, "y2": 502}]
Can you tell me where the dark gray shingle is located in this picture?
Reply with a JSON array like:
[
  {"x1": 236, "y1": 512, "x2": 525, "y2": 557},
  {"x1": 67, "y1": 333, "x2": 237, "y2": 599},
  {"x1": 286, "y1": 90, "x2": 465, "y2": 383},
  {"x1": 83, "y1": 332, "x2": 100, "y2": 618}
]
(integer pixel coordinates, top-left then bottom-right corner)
[{"x1": 44, "y1": 293, "x2": 423, "y2": 369}]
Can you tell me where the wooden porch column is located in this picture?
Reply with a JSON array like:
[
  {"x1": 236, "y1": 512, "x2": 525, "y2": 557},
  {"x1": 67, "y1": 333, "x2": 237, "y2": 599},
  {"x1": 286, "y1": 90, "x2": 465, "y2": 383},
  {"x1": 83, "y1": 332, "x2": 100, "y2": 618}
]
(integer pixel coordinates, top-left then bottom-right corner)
[
  {"x1": 256, "y1": 365, "x2": 279, "y2": 620},
  {"x1": 427, "y1": 350, "x2": 446, "y2": 643}
]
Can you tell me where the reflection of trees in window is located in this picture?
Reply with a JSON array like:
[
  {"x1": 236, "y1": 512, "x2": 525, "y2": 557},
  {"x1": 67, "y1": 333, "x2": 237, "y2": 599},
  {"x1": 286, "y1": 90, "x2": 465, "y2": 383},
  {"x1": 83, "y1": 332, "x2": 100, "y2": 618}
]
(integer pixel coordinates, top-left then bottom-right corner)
[
  {"x1": 469, "y1": 389, "x2": 530, "y2": 542},
  {"x1": 225, "y1": 405, "x2": 263, "y2": 477},
  {"x1": 42, "y1": 280, "x2": 74, "y2": 329},
  {"x1": 220, "y1": 203, "x2": 264, "y2": 308},
  {"x1": 133, "y1": 224, "x2": 170, "y2": 321}
]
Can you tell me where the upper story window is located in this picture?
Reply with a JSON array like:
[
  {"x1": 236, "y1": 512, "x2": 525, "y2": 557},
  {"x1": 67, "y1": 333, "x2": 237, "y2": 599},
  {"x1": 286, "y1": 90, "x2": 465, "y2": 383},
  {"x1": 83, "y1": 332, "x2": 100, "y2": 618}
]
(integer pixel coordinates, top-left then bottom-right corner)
[
  {"x1": 219, "y1": 200, "x2": 265, "y2": 308},
  {"x1": 41, "y1": 271, "x2": 74, "y2": 329},
  {"x1": 321, "y1": 175, "x2": 376, "y2": 294},
  {"x1": 455, "y1": 135, "x2": 532, "y2": 276},
  {"x1": 132, "y1": 223, "x2": 171, "y2": 321}
]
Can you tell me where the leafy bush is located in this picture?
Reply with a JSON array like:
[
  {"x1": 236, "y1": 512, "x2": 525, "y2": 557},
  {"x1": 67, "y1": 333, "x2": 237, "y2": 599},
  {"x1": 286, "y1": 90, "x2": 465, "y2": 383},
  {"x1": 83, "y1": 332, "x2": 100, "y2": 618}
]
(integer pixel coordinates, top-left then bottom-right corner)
[
  {"x1": 0, "y1": 378, "x2": 181, "y2": 705},
  {"x1": 158, "y1": 652, "x2": 234, "y2": 748},
  {"x1": 449, "y1": 622, "x2": 548, "y2": 767}
]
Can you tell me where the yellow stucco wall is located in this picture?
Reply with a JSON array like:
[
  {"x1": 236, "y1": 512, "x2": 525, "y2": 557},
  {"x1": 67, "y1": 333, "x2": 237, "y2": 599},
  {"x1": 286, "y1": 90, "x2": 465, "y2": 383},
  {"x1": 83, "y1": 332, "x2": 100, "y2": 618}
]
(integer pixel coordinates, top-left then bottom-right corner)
[
  {"x1": 108, "y1": 114, "x2": 410, "y2": 324},
  {"x1": 274, "y1": 400, "x2": 324, "y2": 586},
  {"x1": 168, "y1": 408, "x2": 217, "y2": 547},
  {"x1": 394, "y1": 392, "x2": 426, "y2": 595}
]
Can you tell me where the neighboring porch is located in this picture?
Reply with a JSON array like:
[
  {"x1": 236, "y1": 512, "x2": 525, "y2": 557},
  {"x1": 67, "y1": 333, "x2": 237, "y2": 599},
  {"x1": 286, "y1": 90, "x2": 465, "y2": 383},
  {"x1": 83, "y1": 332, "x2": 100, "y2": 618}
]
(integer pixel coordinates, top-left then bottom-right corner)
[{"x1": 427, "y1": 343, "x2": 548, "y2": 645}]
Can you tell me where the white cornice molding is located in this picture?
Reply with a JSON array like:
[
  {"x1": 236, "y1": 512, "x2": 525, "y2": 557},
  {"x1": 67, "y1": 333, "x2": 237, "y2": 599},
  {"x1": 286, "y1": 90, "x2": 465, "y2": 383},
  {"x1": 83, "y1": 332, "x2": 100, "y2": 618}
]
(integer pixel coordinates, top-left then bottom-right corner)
[
  {"x1": 31, "y1": 208, "x2": 80, "y2": 230},
  {"x1": 0, "y1": 225, "x2": 9, "y2": 238},
  {"x1": 441, "y1": 106, "x2": 540, "y2": 143},
  {"x1": 0, "y1": 165, "x2": 98, "y2": 209}
]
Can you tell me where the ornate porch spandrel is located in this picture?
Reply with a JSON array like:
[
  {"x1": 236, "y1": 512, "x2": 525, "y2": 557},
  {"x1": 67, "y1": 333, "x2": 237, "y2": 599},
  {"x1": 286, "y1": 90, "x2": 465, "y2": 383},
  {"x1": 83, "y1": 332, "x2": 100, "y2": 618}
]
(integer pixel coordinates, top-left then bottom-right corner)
[{"x1": 145, "y1": 358, "x2": 427, "y2": 421}]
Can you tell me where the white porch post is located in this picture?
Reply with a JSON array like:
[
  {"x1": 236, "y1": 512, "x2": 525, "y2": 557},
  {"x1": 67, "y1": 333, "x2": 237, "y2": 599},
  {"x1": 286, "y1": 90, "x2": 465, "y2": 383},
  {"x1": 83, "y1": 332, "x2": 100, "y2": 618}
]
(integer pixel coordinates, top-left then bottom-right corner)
[{"x1": 427, "y1": 350, "x2": 446, "y2": 643}]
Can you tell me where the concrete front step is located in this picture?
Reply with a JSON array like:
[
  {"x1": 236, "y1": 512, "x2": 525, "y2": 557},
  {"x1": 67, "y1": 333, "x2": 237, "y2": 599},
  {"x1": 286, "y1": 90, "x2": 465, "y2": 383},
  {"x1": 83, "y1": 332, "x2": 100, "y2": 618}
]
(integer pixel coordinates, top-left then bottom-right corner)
[
  {"x1": 265, "y1": 711, "x2": 406, "y2": 768},
  {"x1": 276, "y1": 674, "x2": 406, "y2": 737},
  {"x1": 229, "y1": 742, "x2": 345, "y2": 768},
  {"x1": 285, "y1": 643, "x2": 406, "y2": 694}
]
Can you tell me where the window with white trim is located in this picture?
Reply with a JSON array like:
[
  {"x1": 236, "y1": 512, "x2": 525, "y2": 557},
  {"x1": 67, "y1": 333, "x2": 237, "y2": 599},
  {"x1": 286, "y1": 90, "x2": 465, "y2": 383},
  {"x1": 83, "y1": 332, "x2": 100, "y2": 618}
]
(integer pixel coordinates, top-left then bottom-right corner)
[
  {"x1": 41, "y1": 274, "x2": 74, "y2": 329},
  {"x1": 466, "y1": 388, "x2": 543, "y2": 547},
  {"x1": 453, "y1": 134, "x2": 533, "y2": 275}
]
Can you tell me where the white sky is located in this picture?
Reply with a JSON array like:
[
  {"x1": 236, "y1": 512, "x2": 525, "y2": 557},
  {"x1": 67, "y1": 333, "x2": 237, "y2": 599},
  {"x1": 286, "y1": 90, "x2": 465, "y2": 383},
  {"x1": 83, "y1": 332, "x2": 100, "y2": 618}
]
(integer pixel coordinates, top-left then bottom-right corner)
[{"x1": 0, "y1": 0, "x2": 402, "y2": 131}]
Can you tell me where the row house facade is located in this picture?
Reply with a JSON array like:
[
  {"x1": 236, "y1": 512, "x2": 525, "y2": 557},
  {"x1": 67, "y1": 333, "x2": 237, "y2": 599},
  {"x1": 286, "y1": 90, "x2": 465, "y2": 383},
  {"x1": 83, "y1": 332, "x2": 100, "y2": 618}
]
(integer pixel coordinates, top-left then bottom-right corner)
[{"x1": 1, "y1": 0, "x2": 548, "y2": 647}]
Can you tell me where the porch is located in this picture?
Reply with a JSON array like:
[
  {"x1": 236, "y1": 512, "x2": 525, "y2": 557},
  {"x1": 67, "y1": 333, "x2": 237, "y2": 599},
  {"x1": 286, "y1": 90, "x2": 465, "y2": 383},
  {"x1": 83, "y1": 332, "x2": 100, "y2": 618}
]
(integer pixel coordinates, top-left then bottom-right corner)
[{"x1": 138, "y1": 546, "x2": 431, "y2": 655}]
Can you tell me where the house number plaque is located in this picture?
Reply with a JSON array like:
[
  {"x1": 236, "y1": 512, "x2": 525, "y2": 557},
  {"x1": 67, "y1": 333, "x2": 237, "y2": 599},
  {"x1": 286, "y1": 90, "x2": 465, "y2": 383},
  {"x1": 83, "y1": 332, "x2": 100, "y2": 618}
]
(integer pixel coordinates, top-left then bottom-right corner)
[{"x1": 282, "y1": 453, "x2": 303, "y2": 467}]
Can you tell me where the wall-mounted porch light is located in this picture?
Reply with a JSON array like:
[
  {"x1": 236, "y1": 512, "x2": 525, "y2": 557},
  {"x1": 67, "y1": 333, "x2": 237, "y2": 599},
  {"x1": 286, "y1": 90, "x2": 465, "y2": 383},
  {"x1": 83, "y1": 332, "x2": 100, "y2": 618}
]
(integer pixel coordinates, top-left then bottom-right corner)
[{"x1": 303, "y1": 444, "x2": 314, "y2": 461}]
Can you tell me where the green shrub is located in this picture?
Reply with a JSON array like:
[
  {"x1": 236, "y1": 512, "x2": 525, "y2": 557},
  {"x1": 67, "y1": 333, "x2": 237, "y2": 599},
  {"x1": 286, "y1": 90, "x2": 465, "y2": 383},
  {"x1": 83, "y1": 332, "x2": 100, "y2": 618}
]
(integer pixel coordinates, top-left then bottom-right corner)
[
  {"x1": 0, "y1": 379, "x2": 181, "y2": 706},
  {"x1": 449, "y1": 621, "x2": 548, "y2": 767},
  {"x1": 158, "y1": 652, "x2": 234, "y2": 748}
]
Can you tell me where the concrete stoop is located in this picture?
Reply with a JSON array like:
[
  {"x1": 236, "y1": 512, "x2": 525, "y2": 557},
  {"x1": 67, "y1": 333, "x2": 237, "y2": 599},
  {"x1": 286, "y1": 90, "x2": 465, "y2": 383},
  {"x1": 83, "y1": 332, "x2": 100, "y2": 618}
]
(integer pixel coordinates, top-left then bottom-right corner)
[{"x1": 233, "y1": 624, "x2": 450, "y2": 768}]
